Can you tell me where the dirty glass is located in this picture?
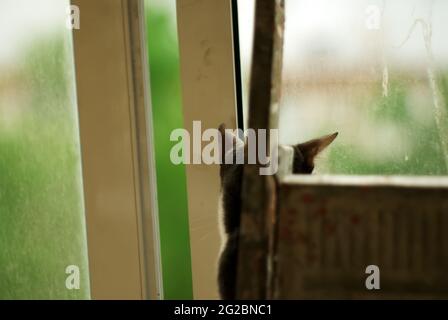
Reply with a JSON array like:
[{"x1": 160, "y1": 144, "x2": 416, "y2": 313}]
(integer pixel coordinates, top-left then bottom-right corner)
[
  {"x1": 238, "y1": 0, "x2": 448, "y2": 176},
  {"x1": 0, "y1": 1, "x2": 90, "y2": 298}
]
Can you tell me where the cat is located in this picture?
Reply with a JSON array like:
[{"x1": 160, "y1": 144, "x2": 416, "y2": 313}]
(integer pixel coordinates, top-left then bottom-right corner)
[{"x1": 217, "y1": 124, "x2": 337, "y2": 300}]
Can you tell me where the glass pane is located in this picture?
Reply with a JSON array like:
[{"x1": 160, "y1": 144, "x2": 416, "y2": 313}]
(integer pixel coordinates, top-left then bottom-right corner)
[
  {"x1": 144, "y1": 0, "x2": 193, "y2": 299},
  {"x1": 0, "y1": 1, "x2": 90, "y2": 299},
  {"x1": 238, "y1": 0, "x2": 448, "y2": 176}
]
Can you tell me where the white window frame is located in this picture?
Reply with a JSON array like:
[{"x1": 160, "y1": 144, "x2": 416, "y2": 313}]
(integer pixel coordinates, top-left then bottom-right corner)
[
  {"x1": 72, "y1": 0, "x2": 161, "y2": 300},
  {"x1": 176, "y1": 0, "x2": 240, "y2": 299}
]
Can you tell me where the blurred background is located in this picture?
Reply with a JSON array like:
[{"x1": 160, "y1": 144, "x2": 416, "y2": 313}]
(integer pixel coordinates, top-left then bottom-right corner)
[
  {"x1": 238, "y1": 0, "x2": 448, "y2": 175},
  {"x1": 2, "y1": 0, "x2": 448, "y2": 300},
  {"x1": 144, "y1": 0, "x2": 193, "y2": 299},
  {"x1": 0, "y1": 0, "x2": 89, "y2": 299},
  {"x1": 0, "y1": 0, "x2": 191, "y2": 299}
]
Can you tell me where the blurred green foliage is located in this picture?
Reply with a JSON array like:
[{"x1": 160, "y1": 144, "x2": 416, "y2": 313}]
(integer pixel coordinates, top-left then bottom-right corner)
[
  {"x1": 0, "y1": 36, "x2": 90, "y2": 299},
  {"x1": 2, "y1": 0, "x2": 447, "y2": 301},
  {"x1": 0, "y1": 4, "x2": 193, "y2": 299},
  {"x1": 327, "y1": 74, "x2": 448, "y2": 175},
  {"x1": 145, "y1": 3, "x2": 193, "y2": 299}
]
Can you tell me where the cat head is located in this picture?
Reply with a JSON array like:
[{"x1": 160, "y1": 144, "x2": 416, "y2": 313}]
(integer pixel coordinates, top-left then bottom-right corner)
[
  {"x1": 291, "y1": 132, "x2": 338, "y2": 173},
  {"x1": 218, "y1": 123, "x2": 337, "y2": 175}
]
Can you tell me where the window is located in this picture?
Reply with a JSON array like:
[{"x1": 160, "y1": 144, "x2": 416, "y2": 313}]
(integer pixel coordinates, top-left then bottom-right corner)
[
  {"x1": 0, "y1": 0, "x2": 89, "y2": 299},
  {"x1": 237, "y1": 0, "x2": 448, "y2": 176},
  {"x1": 234, "y1": 0, "x2": 448, "y2": 299},
  {"x1": 145, "y1": 0, "x2": 193, "y2": 299}
]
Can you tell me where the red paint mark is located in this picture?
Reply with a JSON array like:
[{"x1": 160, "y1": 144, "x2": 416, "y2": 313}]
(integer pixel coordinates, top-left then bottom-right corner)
[
  {"x1": 359, "y1": 185, "x2": 372, "y2": 193},
  {"x1": 281, "y1": 226, "x2": 292, "y2": 241},
  {"x1": 301, "y1": 193, "x2": 314, "y2": 204},
  {"x1": 307, "y1": 253, "x2": 316, "y2": 264},
  {"x1": 351, "y1": 214, "x2": 360, "y2": 225},
  {"x1": 297, "y1": 233, "x2": 308, "y2": 244},
  {"x1": 324, "y1": 222, "x2": 336, "y2": 236},
  {"x1": 315, "y1": 207, "x2": 327, "y2": 217}
]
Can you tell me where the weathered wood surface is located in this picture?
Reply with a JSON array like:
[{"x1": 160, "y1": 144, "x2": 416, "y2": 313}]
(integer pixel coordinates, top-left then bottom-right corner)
[
  {"x1": 236, "y1": 0, "x2": 285, "y2": 299},
  {"x1": 274, "y1": 178, "x2": 448, "y2": 299}
]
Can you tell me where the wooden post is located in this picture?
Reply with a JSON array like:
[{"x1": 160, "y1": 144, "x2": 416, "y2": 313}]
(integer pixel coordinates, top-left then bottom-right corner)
[{"x1": 236, "y1": 0, "x2": 285, "y2": 299}]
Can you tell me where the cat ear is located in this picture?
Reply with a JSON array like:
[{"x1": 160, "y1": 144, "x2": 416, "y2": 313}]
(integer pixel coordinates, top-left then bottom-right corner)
[
  {"x1": 218, "y1": 123, "x2": 244, "y2": 164},
  {"x1": 296, "y1": 132, "x2": 338, "y2": 168}
]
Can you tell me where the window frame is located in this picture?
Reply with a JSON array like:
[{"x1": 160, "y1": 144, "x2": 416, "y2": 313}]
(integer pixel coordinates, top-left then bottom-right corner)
[
  {"x1": 71, "y1": 0, "x2": 161, "y2": 300},
  {"x1": 71, "y1": 0, "x2": 241, "y2": 300},
  {"x1": 176, "y1": 0, "x2": 240, "y2": 299}
]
